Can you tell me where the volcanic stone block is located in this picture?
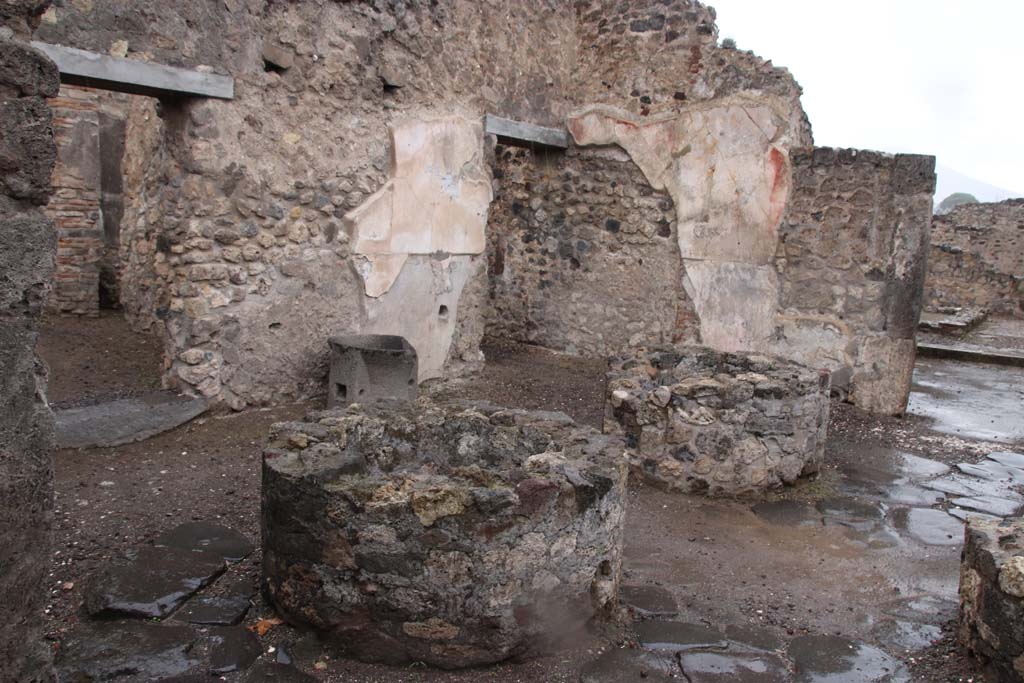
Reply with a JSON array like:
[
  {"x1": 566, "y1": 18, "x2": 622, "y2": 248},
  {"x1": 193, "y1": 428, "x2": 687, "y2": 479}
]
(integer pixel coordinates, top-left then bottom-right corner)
[
  {"x1": 326, "y1": 334, "x2": 418, "y2": 408},
  {"x1": 262, "y1": 399, "x2": 627, "y2": 669},
  {"x1": 959, "y1": 517, "x2": 1024, "y2": 681},
  {"x1": 605, "y1": 345, "x2": 831, "y2": 496}
]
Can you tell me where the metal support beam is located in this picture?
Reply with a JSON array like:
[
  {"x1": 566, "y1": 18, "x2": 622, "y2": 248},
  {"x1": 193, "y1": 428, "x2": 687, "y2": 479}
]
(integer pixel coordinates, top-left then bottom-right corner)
[
  {"x1": 484, "y1": 114, "x2": 569, "y2": 150},
  {"x1": 30, "y1": 42, "x2": 234, "y2": 100}
]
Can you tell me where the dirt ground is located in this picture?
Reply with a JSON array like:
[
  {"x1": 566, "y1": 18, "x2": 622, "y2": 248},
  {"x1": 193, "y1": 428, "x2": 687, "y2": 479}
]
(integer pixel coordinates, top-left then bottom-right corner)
[
  {"x1": 43, "y1": 319, "x2": 1022, "y2": 681},
  {"x1": 37, "y1": 311, "x2": 164, "y2": 407}
]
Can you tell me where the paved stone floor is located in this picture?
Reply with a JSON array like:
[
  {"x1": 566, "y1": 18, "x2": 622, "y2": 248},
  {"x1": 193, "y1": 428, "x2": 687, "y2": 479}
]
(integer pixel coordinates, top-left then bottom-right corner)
[{"x1": 49, "y1": 351, "x2": 1024, "y2": 681}]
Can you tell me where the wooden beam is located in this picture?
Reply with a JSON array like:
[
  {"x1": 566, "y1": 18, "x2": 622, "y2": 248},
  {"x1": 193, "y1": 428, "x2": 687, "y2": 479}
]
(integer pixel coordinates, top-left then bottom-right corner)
[
  {"x1": 30, "y1": 42, "x2": 234, "y2": 100},
  {"x1": 484, "y1": 114, "x2": 569, "y2": 149}
]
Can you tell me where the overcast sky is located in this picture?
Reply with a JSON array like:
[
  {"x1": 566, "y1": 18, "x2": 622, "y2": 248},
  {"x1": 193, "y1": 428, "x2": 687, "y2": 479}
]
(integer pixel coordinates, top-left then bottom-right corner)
[{"x1": 710, "y1": 0, "x2": 1024, "y2": 199}]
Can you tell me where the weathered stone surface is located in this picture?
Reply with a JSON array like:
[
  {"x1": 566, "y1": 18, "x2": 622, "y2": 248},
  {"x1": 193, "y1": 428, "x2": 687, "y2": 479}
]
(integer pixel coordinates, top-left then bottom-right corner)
[
  {"x1": 788, "y1": 635, "x2": 908, "y2": 682},
  {"x1": 679, "y1": 650, "x2": 792, "y2": 683},
  {"x1": 326, "y1": 334, "x2": 417, "y2": 408},
  {"x1": 207, "y1": 625, "x2": 261, "y2": 675},
  {"x1": 174, "y1": 593, "x2": 251, "y2": 626},
  {"x1": 262, "y1": 398, "x2": 627, "y2": 668},
  {"x1": 621, "y1": 584, "x2": 679, "y2": 619},
  {"x1": 56, "y1": 622, "x2": 203, "y2": 682},
  {"x1": 54, "y1": 390, "x2": 210, "y2": 448},
  {"x1": 155, "y1": 521, "x2": 254, "y2": 562},
  {"x1": 0, "y1": 22, "x2": 57, "y2": 683},
  {"x1": 960, "y1": 518, "x2": 1024, "y2": 681},
  {"x1": 635, "y1": 621, "x2": 728, "y2": 653},
  {"x1": 579, "y1": 647, "x2": 680, "y2": 682},
  {"x1": 0, "y1": 39, "x2": 58, "y2": 96},
  {"x1": 606, "y1": 345, "x2": 830, "y2": 495},
  {"x1": 82, "y1": 544, "x2": 226, "y2": 619},
  {"x1": 927, "y1": 199, "x2": 1024, "y2": 317}
]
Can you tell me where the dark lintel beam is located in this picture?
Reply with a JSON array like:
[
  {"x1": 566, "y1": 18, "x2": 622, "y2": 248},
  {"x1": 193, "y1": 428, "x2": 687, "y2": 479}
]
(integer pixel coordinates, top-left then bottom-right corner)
[
  {"x1": 484, "y1": 114, "x2": 569, "y2": 150},
  {"x1": 30, "y1": 42, "x2": 234, "y2": 100}
]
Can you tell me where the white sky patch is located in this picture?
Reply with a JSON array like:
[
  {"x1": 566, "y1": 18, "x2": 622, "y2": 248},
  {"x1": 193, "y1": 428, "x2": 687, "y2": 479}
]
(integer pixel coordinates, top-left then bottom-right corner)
[{"x1": 710, "y1": 0, "x2": 1024, "y2": 198}]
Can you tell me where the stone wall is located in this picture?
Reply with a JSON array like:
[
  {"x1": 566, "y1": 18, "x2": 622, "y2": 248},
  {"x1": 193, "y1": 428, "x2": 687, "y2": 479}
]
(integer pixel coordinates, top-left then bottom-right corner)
[
  {"x1": 34, "y1": 0, "x2": 933, "y2": 415},
  {"x1": 44, "y1": 84, "x2": 102, "y2": 316},
  {"x1": 0, "y1": 5, "x2": 59, "y2": 680},
  {"x1": 959, "y1": 516, "x2": 1024, "y2": 681},
  {"x1": 926, "y1": 199, "x2": 1024, "y2": 317},
  {"x1": 774, "y1": 148, "x2": 935, "y2": 415},
  {"x1": 36, "y1": 0, "x2": 584, "y2": 410},
  {"x1": 485, "y1": 144, "x2": 693, "y2": 355}
]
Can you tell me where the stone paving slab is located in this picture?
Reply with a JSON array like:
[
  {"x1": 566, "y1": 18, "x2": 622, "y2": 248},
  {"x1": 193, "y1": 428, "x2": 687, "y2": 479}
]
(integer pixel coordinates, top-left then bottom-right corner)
[
  {"x1": 788, "y1": 635, "x2": 909, "y2": 682},
  {"x1": 82, "y1": 544, "x2": 226, "y2": 619},
  {"x1": 155, "y1": 521, "x2": 255, "y2": 562},
  {"x1": 679, "y1": 650, "x2": 792, "y2": 682},
  {"x1": 56, "y1": 622, "x2": 203, "y2": 681},
  {"x1": 55, "y1": 389, "x2": 209, "y2": 448},
  {"x1": 579, "y1": 647, "x2": 680, "y2": 682}
]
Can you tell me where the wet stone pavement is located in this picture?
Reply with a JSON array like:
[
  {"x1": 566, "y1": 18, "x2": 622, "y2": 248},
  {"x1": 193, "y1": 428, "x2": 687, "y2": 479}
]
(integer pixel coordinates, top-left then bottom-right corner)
[
  {"x1": 56, "y1": 522, "x2": 315, "y2": 682},
  {"x1": 55, "y1": 446, "x2": 1024, "y2": 681}
]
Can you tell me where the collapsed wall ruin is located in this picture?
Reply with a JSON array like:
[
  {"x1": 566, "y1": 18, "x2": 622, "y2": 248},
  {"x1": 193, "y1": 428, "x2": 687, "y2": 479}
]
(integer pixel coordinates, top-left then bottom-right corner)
[
  {"x1": 0, "y1": 2, "x2": 944, "y2": 673},
  {"x1": 926, "y1": 199, "x2": 1024, "y2": 317},
  {"x1": 29, "y1": 0, "x2": 933, "y2": 416}
]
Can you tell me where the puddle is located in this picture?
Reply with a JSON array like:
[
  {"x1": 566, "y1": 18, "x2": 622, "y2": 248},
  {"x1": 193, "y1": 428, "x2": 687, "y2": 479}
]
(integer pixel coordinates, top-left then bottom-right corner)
[
  {"x1": 635, "y1": 621, "x2": 728, "y2": 652},
  {"x1": 889, "y1": 507, "x2": 963, "y2": 546},
  {"x1": 751, "y1": 500, "x2": 822, "y2": 527},
  {"x1": 679, "y1": 650, "x2": 791, "y2": 682},
  {"x1": 908, "y1": 358, "x2": 1024, "y2": 442},
  {"x1": 788, "y1": 634, "x2": 909, "y2": 682},
  {"x1": 870, "y1": 618, "x2": 942, "y2": 652}
]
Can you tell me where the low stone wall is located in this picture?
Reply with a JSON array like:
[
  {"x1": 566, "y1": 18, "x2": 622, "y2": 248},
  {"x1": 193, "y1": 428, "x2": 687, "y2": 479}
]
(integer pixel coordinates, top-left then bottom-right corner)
[
  {"x1": 605, "y1": 346, "x2": 830, "y2": 496},
  {"x1": 959, "y1": 517, "x2": 1024, "y2": 681},
  {"x1": 926, "y1": 199, "x2": 1024, "y2": 317},
  {"x1": 262, "y1": 399, "x2": 627, "y2": 669}
]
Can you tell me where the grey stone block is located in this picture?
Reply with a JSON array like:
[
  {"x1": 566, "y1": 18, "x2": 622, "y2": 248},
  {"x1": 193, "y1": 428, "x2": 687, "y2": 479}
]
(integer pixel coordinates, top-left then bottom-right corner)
[{"x1": 326, "y1": 334, "x2": 417, "y2": 408}]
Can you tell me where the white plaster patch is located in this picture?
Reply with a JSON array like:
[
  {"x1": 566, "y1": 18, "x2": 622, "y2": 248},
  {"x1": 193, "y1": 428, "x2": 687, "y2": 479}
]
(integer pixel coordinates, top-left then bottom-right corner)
[
  {"x1": 683, "y1": 260, "x2": 779, "y2": 351},
  {"x1": 345, "y1": 115, "x2": 492, "y2": 296},
  {"x1": 361, "y1": 254, "x2": 479, "y2": 382}
]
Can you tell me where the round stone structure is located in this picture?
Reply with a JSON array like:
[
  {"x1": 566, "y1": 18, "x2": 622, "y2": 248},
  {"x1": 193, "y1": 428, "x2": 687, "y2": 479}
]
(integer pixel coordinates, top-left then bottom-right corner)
[
  {"x1": 605, "y1": 345, "x2": 830, "y2": 496},
  {"x1": 261, "y1": 398, "x2": 627, "y2": 669}
]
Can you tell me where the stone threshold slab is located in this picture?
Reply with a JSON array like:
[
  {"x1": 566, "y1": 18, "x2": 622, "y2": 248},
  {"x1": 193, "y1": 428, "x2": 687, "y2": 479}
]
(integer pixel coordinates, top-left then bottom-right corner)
[
  {"x1": 917, "y1": 341, "x2": 1024, "y2": 367},
  {"x1": 55, "y1": 390, "x2": 210, "y2": 449}
]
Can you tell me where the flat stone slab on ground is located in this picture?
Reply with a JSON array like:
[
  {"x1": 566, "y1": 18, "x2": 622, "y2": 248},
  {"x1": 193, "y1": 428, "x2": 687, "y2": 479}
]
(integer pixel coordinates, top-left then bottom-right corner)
[
  {"x1": 156, "y1": 521, "x2": 254, "y2": 562},
  {"x1": 621, "y1": 584, "x2": 679, "y2": 618},
  {"x1": 579, "y1": 647, "x2": 680, "y2": 682},
  {"x1": 788, "y1": 635, "x2": 909, "y2": 682},
  {"x1": 635, "y1": 621, "x2": 729, "y2": 653},
  {"x1": 951, "y1": 495, "x2": 1023, "y2": 517},
  {"x1": 987, "y1": 451, "x2": 1024, "y2": 469},
  {"x1": 82, "y1": 544, "x2": 225, "y2": 619},
  {"x1": 956, "y1": 461, "x2": 1024, "y2": 483},
  {"x1": 55, "y1": 389, "x2": 209, "y2": 448},
  {"x1": 891, "y1": 507, "x2": 963, "y2": 546},
  {"x1": 679, "y1": 650, "x2": 791, "y2": 683},
  {"x1": 174, "y1": 593, "x2": 250, "y2": 625},
  {"x1": 56, "y1": 622, "x2": 202, "y2": 681},
  {"x1": 208, "y1": 625, "x2": 261, "y2": 675}
]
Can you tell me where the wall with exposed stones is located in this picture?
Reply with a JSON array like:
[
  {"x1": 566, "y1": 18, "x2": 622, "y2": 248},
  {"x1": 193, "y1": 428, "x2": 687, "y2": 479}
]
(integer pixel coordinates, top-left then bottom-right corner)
[
  {"x1": 773, "y1": 148, "x2": 935, "y2": 415},
  {"x1": 925, "y1": 199, "x2": 1024, "y2": 317},
  {"x1": 35, "y1": 0, "x2": 933, "y2": 416},
  {"x1": 959, "y1": 517, "x2": 1024, "y2": 681},
  {"x1": 36, "y1": 0, "x2": 584, "y2": 410},
  {"x1": 0, "y1": 5, "x2": 59, "y2": 680},
  {"x1": 44, "y1": 84, "x2": 102, "y2": 316}
]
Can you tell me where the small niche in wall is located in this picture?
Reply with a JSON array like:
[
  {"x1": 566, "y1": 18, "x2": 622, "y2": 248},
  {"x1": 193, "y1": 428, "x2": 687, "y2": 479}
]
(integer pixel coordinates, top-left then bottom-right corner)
[{"x1": 438, "y1": 305, "x2": 449, "y2": 319}]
